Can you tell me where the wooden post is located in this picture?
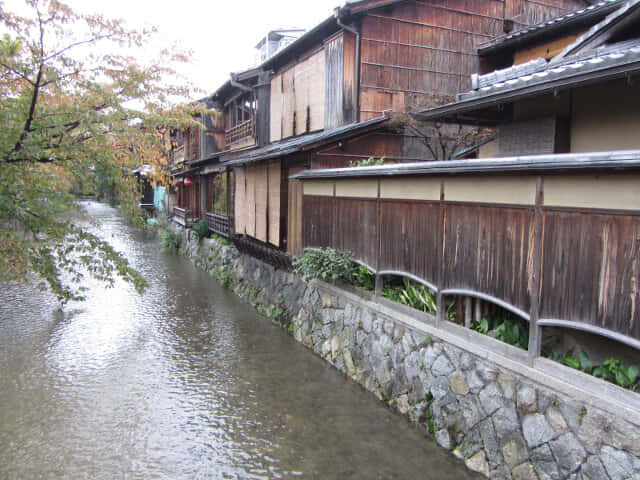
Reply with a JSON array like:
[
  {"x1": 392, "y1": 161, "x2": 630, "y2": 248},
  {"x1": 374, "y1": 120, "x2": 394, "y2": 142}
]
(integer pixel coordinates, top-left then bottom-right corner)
[
  {"x1": 375, "y1": 274, "x2": 384, "y2": 297},
  {"x1": 436, "y1": 180, "x2": 446, "y2": 326},
  {"x1": 226, "y1": 169, "x2": 232, "y2": 237},
  {"x1": 266, "y1": 163, "x2": 270, "y2": 244},
  {"x1": 465, "y1": 296, "x2": 472, "y2": 328},
  {"x1": 376, "y1": 177, "x2": 382, "y2": 286},
  {"x1": 528, "y1": 176, "x2": 544, "y2": 364},
  {"x1": 332, "y1": 181, "x2": 338, "y2": 248},
  {"x1": 475, "y1": 297, "x2": 482, "y2": 325}
]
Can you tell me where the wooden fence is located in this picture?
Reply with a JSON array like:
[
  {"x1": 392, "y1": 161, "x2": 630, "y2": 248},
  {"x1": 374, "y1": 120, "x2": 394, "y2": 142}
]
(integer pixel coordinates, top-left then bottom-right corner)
[
  {"x1": 296, "y1": 159, "x2": 640, "y2": 357},
  {"x1": 205, "y1": 212, "x2": 233, "y2": 238},
  {"x1": 173, "y1": 206, "x2": 198, "y2": 228}
]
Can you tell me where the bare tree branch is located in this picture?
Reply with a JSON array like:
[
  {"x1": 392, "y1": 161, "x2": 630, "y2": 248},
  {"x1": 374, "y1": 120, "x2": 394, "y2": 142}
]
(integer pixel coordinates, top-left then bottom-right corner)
[
  {"x1": 0, "y1": 62, "x2": 35, "y2": 85},
  {"x1": 43, "y1": 33, "x2": 118, "y2": 63}
]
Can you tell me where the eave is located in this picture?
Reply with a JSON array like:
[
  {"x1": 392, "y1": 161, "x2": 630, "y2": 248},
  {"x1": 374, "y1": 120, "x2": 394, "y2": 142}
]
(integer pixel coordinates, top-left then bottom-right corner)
[
  {"x1": 290, "y1": 149, "x2": 640, "y2": 179},
  {"x1": 412, "y1": 55, "x2": 640, "y2": 125}
]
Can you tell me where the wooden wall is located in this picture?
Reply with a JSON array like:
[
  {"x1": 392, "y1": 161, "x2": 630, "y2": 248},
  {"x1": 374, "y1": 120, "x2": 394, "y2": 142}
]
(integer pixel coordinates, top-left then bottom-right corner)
[
  {"x1": 324, "y1": 31, "x2": 358, "y2": 130},
  {"x1": 513, "y1": 31, "x2": 584, "y2": 64},
  {"x1": 256, "y1": 71, "x2": 271, "y2": 147},
  {"x1": 506, "y1": 0, "x2": 589, "y2": 29},
  {"x1": 233, "y1": 161, "x2": 283, "y2": 246},
  {"x1": 287, "y1": 165, "x2": 305, "y2": 256},
  {"x1": 312, "y1": 131, "x2": 406, "y2": 169},
  {"x1": 177, "y1": 181, "x2": 200, "y2": 218},
  {"x1": 358, "y1": 0, "x2": 585, "y2": 120},
  {"x1": 301, "y1": 171, "x2": 640, "y2": 347},
  {"x1": 183, "y1": 129, "x2": 200, "y2": 162},
  {"x1": 325, "y1": 32, "x2": 346, "y2": 131},
  {"x1": 541, "y1": 211, "x2": 640, "y2": 341},
  {"x1": 343, "y1": 31, "x2": 357, "y2": 124},
  {"x1": 203, "y1": 112, "x2": 225, "y2": 155},
  {"x1": 270, "y1": 50, "x2": 325, "y2": 142}
]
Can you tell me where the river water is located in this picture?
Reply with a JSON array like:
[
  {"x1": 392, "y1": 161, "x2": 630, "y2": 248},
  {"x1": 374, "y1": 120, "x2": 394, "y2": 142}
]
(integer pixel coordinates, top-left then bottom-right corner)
[{"x1": 0, "y1": 202, "x2": 479, "y2": 479}]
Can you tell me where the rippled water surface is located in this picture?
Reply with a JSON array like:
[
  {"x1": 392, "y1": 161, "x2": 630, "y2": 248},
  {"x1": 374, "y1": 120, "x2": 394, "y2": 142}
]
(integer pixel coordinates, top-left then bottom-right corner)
[{"x1": 0, "y1": 202, "x2": 479, "y2": 479}]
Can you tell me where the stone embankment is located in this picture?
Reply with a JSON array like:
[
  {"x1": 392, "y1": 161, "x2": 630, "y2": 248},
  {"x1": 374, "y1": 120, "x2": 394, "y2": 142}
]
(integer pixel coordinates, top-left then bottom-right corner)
[{"x1": 182, "y1": 230, "x2": 640, "y2": 480}]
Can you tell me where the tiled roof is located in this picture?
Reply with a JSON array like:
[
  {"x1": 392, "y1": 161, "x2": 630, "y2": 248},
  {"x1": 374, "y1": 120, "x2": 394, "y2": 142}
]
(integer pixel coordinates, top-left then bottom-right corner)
[
  {"x1": 552, "y1": 0, "x2": 640, "y2": 61},
  {"x1": 462, "y1": 39, "x2": 640, "y2": 101},
  {"x1": 478, "y1": 0, "x2": 624, "y2": 53},
  {"x1": 291, "y1": 149, "x2": 640, "y2": 179}
]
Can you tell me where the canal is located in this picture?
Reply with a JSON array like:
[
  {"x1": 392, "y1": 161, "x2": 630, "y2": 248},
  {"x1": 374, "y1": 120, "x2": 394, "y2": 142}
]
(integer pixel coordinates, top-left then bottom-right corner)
[{"x1": 0, "y1": 201, "x2": 479, "y2": 479}]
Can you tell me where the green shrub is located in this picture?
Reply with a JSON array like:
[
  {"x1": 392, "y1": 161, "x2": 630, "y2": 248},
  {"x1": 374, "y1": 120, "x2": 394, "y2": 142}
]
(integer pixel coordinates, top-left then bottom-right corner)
[
  {"x1": 382, "y1": 284, "x2": 404, "y2": 303},
  {"x1": 594, "y1": 358, "x2": 639, "y2": 390},
  {"x1": 160, "y1": 228, "x2": 180, "y2": 250},
  {"x1": 398, "y1": 278, "x2": 436, "y2": 314},
  {"x1": 211, "y1": 233, "x2": 231, "y2": 246},
  {"x1": 292, "y1": 247, "x2": 356, "y2": 283},
  {"x1": 353, "y1": 264, "x2": 375, "y2": 291},
  {"x1": 193, "y1": 220, "x2": 209, "y2": 241},
  {"x1": 380, "y1": 277, "x2": 436, "y2": 314},
  {"x1": 348, "y1": 155, "x2": 386, "y2": 167},
  {"x1": 547, "y1": 348, "x2": 639, "y2": 391},
  {"x1": 548, "y1": 348, "x2": 593, "y2": 373},
  {"x1": 155, "y1": 213, "x2": 170, "y2": 230},
  {"x1": 471, "y1": 313, "x2": 529, "y2": 350}
]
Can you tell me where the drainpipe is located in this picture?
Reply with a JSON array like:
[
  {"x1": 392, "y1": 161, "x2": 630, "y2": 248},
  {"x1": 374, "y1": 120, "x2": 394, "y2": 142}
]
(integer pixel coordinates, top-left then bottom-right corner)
[
  {"x1": 334, "y1": 7, "x2": 361, "y2": 123},
  {"x1": 230, "y1": 73, "x2": 254, "y2": 93}
]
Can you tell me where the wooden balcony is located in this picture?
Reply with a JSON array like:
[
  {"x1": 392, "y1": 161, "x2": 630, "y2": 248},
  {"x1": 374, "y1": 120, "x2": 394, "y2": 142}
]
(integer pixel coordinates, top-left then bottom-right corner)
[
  {"x1": 173, "y1": 206, "x2": 199, "y2": 228},
  {"x1": 204, "y1": 212, "x2": 233, "y2": 238},
  {"x1": 225, "y1": 118, "x2": 255, "y2": 147}
]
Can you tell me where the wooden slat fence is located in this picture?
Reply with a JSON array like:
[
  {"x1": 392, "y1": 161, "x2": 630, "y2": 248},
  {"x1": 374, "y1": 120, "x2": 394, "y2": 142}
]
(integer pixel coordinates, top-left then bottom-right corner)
[
  {"x1": 173, "y1": 206, "x2": 198, "y2": 228},
  {"x1": 205, "y1": 212, "x2": 233, "y2": 238},
  {"x1": 300, "y1": 172, "x2": 640, "y2": 354}
]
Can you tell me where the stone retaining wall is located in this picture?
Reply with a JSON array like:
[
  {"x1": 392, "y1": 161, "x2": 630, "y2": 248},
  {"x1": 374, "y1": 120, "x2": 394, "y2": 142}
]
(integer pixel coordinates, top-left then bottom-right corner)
[{"x1": 182, "y1": 230, "x2": 640, "y2": 480}]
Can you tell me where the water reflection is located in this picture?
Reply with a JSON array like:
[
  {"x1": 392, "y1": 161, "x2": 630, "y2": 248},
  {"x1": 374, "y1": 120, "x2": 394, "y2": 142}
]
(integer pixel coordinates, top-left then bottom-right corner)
[{"x1": 0, "y1": 202, "x2": 479, "y2": 479}]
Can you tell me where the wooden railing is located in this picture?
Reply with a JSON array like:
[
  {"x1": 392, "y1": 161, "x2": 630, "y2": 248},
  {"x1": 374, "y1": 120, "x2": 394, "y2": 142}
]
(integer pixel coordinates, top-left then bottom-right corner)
[
  {"x1": 232, "y1": 234, "x2": 292, "y2": 271},
  {"x1": 173, "y1": 206, "x2": 198, "y2": 228},
  {"x1": 225, "y1": 118, "x2": 254, "y2": 146},
  {"x1": 205, "y1": 212, "x2": 233, "y2": 238}
]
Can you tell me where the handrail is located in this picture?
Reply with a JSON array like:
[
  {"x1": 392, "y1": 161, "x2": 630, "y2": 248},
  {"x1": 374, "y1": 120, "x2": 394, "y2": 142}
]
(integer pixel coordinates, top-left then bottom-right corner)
[{"x1": 225, "y1": 118, "x2": 255, "y2": 146}]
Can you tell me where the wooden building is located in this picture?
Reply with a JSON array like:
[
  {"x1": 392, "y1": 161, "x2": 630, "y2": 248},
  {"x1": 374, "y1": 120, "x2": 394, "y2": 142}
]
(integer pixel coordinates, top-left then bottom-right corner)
[
  {"x1": 170, "y1": 96, "x2": 231, "y2": 231},
  {"x1": 218, "y1": 0, "x2": 590, "y2": 256},
  {"x1": 294, "y1": 0, "x2": 640, "y2": 357},
  {"x1": 171, "y1": 0, "x2": 591, "y2": 251},
  {"x1": 415, "y1": 0, "x2": 640, "y2": 156}
]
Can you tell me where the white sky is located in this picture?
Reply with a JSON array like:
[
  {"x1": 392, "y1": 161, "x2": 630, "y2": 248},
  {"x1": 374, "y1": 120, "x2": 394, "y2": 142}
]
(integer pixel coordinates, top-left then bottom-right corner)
[{"x1": 24, "y1": 0, "x2": 344, "y2": 98}]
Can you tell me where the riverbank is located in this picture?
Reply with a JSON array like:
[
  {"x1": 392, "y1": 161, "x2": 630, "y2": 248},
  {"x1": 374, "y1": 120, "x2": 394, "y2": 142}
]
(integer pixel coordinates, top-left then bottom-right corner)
[
  {"x1": 180, "y1": 227, "x2": 640, "y2": 479},
  {"x1": 3, "y1": 202, "x2": 485, "y2": 479}
]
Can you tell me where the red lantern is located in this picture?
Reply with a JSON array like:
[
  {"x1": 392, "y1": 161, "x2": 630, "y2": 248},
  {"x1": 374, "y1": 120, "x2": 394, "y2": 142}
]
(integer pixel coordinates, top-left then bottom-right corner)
[{"x1": 184, "y1": 176, "x2": 193, "y2": 187}]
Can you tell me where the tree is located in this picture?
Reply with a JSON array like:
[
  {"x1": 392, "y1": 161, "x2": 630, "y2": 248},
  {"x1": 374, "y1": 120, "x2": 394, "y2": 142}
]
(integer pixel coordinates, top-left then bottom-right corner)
[
  {"x1": 406, "y1": 120, "x2": 494, "y2": 161},
  {"x1": 393, "y1": 93, "x2": 494, "y2": 161},
  {"x1": 0, "y1": 0, "x2": 201, "y2": 302}
]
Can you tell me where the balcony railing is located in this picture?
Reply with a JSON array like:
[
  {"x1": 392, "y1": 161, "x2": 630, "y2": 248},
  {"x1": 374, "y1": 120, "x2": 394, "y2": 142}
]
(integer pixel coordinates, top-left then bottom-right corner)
[
  {"x1": 232, "y1": 234, "x2": 292, "y2": 271},
  {"x1": 225, "y1": 118, "x2": 255, "y2": 147},
  {"x1": 205, "y1": 212, "x2": 233, "y2": 238},
  {"x1": 173, "y1": 206, "x2": 198, "y2": 228}
]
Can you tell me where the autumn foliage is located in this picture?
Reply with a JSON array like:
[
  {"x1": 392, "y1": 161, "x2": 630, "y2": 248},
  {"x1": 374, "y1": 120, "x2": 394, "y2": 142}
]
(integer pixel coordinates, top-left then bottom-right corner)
[{"x1": 0, "y1": 0, "x2": 202, "y2": 302}]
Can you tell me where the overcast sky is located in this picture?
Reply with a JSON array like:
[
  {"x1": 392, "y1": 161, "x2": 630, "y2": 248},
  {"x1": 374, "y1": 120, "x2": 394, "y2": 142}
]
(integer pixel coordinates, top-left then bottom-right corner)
[{"x1": 5, "y1": 0, "x2": 343, "y2": 97}]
